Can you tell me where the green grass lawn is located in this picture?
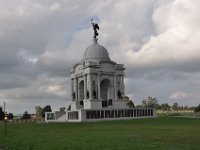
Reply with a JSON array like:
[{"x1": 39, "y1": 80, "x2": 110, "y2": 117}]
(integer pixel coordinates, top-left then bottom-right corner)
[{"x1": 0, "y1": 117, "x2": 200, "y2": 150}]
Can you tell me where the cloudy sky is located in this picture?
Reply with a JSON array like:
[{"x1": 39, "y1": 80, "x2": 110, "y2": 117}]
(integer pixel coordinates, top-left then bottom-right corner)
[{"x1": 1, "y1": 0, "x2": 200, "y2": 114}]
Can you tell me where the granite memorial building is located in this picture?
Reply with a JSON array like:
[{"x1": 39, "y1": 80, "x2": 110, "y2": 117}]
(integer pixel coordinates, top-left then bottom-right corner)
[{"x1": 45, "y1": 21, "x2": 156, "y2": 122}]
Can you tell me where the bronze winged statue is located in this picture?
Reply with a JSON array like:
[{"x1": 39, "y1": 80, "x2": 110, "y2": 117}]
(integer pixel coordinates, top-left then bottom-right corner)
[{"x1": 91, "y1": 19, "x2": 99, "y2": 39}]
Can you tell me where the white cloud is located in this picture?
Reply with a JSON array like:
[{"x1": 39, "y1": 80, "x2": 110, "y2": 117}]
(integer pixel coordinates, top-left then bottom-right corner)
[
  {"x1": 28, "y1": 57, "x2": 38, "y2": 64},
  {"x1": 114, "y1": 0, "x2": 200, "y2": 73},
  {"x1": 169, "y1": 91, "x2": 188, "y2": 99}
]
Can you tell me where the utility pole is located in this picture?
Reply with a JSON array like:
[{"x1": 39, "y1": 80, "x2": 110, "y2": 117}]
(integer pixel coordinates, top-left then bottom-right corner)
[{"x1": 3, "y1": 101, "x2": 6, "y2": 113}]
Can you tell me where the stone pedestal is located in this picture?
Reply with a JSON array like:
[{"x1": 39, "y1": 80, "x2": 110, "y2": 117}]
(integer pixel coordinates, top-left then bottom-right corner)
[
  {"x1": 83, "y1": 99, "x2": 102, "y2": 109},
  {"x1": 114, "y1": 99, "x2": 127, "y2": 109}
]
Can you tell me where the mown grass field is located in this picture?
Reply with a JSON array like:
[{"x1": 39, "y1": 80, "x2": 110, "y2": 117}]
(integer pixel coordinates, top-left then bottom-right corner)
[{"x1": 0, "y1": 117, "x2": 200, "y2": 150}]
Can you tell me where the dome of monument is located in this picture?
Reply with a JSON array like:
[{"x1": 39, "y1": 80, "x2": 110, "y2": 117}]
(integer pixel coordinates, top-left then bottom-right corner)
[{"x1": 83, "y1": 39, "x2": 110, "y2": 61}]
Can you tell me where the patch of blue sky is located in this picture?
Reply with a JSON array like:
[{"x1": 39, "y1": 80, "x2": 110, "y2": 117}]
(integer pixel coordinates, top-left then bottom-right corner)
[
  {"x1": 64, "y1": 16, "x2": 100, "y2": 44},
  {"x1": 64, "y1": 34, "x2": 72, "y2": 44},
  {"x1": 73, "y1": 16, "x2": 100, "y2": 32}
]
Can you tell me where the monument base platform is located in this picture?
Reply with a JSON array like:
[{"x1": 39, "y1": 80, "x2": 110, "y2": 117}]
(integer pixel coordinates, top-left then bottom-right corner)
[{"x1": 67, "y1": 108, "x2": 156, "y2": 122}]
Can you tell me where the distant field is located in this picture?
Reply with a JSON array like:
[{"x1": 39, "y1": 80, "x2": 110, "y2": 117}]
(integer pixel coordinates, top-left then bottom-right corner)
[
  {"x1": 157, "y1": 111, "x2": 200, "y2": 117},
  {"x1": 0, "y1": 117, "x2": 200, "y2": 150}
]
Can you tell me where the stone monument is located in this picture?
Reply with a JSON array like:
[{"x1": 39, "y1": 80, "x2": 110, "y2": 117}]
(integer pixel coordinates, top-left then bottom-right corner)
[{"x1": 45, "y1": 20, "x2": 156, "y2": 122}]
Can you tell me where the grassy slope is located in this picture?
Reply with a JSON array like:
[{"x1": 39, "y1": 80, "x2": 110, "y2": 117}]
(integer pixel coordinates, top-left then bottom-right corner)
[{"x1": 0, "y1": 117, "x2": 200, "y2": 150}]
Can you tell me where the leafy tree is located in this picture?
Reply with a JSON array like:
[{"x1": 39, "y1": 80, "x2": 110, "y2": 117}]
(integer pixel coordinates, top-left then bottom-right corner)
[
  {"x1": 179, "y1": 105, "x2": 185, "y2": 110},
  {"x1": 184, "y1": 105, "x2": 189, "y2": 110},
  {"x1": 160, "y1": 103, "x2": 170, "y2": 111},
  {"x1": 172, "y1": 102, "x2": 179, "y2": 111},
  {"x1": 0, "y1": 106, "x2": 5, "y2": 120},
  {"x1": 67, "y1": 105, "x2": 71, "y2": 111},
  {"x1": 35, "y1": 106, "x2": 43, "y2": 117},
  {"x1": 189, "y1": 106, "x2": 195, "y2": 111},
  {"x1": 194, "y1": 104, "x2": 200, "y2": 112},
  {"x1": 124, "y1": 96, "x2": 135, "y2": 108},
  {"x1": 8, "y1": 113, "x2": 14, "y2": 120},
  {"x1": 43, "y1": 105, "x2": 52, "y2": 112},
  {"x1": 124, "y1": 96, "x2": 130, "y2": 102},
  {"x1": 127, "y1": 100, "x2": 135, "y2": 108},
  {"x1": 60, "y1": 107, "x2": 66, "y2": 112},
  {"x1": 42, "y1": 105, "x2": 52, "y2": 118},
  {"x1": 142, "y1": 96, "x2": 158, "y2": 108},
  {"x1": 22, "y1": 111, "x2": 31, "y2": 119}
]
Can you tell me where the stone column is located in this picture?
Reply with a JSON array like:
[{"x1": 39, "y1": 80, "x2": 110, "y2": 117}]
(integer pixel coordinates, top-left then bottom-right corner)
[
  {"x1": 71, "y1": 79, "x2": 73, "y2": 94},
  {"x1": 75, "y1": 78, "x2": 78, "y2": 101},
  {"x1": 122, "y1": 75, "x2": 125, "y2": 97},
  {"x1": 84, "y1": 75, "x2": 87, "y2": 99},
  {"x1": 97, "y1": 73, "x2": 101, "y2": 99},
  {"x1": 71, "y1": 79, "x2": 74, "y2": 100},
  {"x1": 114, "y1": 74, "x2": 118, "y2": 99},
  {"x1": 88, "y1": 74, "x2": 92, "y2": 99},
  {"x1": 114, "y1": 75, "x2": 117, "y2": 99}
]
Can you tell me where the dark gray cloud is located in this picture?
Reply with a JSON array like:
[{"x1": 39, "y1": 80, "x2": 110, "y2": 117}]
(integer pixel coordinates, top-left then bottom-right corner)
[{"x1": 0, "y1": 74, "x2": 31, "y2": 89}]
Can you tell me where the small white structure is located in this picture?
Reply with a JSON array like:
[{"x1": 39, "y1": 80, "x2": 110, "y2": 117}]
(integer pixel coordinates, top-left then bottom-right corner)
[
  {"x1": 45, "y1": 111, "x2": 66, "y2": 123},
  {"x1": 45, "y1": 23, "x2": 156, "y2": 122}
]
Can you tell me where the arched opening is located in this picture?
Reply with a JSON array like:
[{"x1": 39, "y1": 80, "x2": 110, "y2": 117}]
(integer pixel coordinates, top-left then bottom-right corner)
[
  {"x1": 79, "y1": 80, "x2": 84, "y2": 105},
  {"x1": 100, "y1": 79, "x2": 112, "y2": 100}
]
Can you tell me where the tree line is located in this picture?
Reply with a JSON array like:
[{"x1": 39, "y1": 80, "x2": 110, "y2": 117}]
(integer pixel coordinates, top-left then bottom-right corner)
[
  {"x1": 20, "y1": 105, "x2": 66, "y2": 119},
  {"x1": 126, "y1": 96, "x2": 200, "y2": 112},
  {"x1": 21, "y1": 105, "x2": 52, "y2": 119},
  {"x1": 0, "y1": 105, "x2": 52, "y2": 120},
  {"x1": 1, "y1": 96, "x2": 200, "y2": 120}
]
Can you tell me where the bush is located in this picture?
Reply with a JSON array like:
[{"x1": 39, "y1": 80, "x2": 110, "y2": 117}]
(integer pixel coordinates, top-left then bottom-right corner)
[
  {"x1": 21, "y1": 111, "x2": 31, "y2": 119},
  {"x1": 8, "y1": 113, "x2": 14, "y2": 120},
  {"x1": 167, "y1": 113, "x2": 181, "y2": 116},
  {"x1": 194, "y1": 104, "x2": 200, "y2": 112},
  {"x1": 0, "y1": 107, "x2": 5, "y2": 120}
]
